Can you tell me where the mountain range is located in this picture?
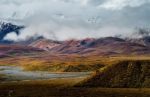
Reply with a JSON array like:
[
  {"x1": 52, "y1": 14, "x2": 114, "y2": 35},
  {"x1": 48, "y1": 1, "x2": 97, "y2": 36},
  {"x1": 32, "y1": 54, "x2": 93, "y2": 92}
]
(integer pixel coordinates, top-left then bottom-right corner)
[{"x1": 0, "y1": 22, "x2": 150, "y2": 57}]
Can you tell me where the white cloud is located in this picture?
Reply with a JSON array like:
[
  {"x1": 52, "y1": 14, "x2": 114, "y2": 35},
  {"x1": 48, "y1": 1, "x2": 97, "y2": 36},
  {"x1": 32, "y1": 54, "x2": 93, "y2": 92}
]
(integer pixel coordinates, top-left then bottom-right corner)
[
  {"x1": 0, "y1": 0, "x2": 150, "y2": 41},
  {"x1": 4, "y1": 32, "x2": 18, "y2": 41},
  {"x1": 99, "y1": 0, "x2": 150, "y2": 10}
]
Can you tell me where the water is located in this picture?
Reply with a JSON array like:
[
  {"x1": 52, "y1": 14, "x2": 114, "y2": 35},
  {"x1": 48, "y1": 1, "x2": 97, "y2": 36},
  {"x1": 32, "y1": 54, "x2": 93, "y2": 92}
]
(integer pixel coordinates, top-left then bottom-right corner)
[{"x1": 0, "y1": 66, "x2": 91, "y2": 81}]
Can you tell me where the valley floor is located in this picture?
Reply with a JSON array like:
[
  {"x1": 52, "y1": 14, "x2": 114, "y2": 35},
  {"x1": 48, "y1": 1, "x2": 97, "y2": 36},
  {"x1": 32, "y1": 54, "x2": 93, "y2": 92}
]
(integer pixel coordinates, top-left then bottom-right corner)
[
  {"x1": 0, "y1": 78, "x2": 150, "y2": 97},
  {"x1": 0, "y1": 56, "x2": 150, "y2": 97}
]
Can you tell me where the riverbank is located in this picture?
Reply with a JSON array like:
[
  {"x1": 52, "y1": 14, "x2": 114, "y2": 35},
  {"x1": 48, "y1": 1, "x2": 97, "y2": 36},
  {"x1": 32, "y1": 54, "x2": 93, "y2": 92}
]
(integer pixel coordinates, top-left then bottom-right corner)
[{"x1": 0, "y1": 66, "x2": 91, "y2": 82}]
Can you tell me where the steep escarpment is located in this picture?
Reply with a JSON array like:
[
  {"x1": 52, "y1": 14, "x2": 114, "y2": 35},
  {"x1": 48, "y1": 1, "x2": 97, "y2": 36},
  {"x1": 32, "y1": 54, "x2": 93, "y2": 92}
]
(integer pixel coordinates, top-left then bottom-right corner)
[{"x1": 76, "y1": 60, "x2": 150, "y2": 88}]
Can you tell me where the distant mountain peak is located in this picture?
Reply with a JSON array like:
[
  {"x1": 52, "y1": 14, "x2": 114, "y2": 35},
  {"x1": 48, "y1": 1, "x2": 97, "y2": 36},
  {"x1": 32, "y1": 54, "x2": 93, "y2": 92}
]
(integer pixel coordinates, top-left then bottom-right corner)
[{"x1": 29, "y1": 38, "x2": 61, "y2": 51}]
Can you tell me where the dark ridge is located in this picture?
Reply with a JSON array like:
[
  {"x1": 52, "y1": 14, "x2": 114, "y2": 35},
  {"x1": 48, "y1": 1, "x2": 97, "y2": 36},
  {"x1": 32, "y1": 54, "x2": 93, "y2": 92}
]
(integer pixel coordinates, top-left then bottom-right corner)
[
  {"x1": 0, "y1": 22, "x2": 24, "y2": 41},
  {"x1": 76, "y1": 60, "x2": 150, "y2": 88}
]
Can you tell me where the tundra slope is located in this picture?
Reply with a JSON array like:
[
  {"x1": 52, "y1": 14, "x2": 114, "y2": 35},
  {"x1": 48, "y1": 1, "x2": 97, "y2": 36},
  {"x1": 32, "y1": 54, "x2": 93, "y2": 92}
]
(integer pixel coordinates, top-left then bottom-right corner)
[{"x1": 76, "y1": 60, "x2": 150, "y2": 88}]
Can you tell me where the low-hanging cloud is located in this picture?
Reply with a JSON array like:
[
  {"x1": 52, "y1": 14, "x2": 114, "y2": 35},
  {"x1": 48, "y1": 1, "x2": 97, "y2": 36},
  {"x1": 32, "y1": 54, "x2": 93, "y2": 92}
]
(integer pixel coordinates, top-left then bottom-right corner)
[{"x1": 1, "y1": 0, "x2": 150, "y2": 41}]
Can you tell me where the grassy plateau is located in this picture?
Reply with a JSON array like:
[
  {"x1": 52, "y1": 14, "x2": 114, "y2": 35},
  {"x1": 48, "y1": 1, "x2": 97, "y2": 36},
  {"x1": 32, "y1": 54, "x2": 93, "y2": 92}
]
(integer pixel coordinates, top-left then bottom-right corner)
[{"x1": 0, "y1": 55, "x2": 150, "y2": 97}]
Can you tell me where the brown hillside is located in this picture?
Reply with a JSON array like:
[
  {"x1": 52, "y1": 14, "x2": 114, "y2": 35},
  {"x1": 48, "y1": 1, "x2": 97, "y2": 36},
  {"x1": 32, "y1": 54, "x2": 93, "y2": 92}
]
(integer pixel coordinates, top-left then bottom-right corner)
[{"x1": 76, "y1": 60, "x2": 150, "y2": 88}]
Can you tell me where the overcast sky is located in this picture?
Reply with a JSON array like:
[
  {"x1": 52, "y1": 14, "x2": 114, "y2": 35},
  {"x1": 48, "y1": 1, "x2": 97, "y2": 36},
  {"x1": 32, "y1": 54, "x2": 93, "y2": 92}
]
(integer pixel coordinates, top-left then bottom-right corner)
[{"x1": 1, "y1": 0, "x2": 150, "y2": 41}]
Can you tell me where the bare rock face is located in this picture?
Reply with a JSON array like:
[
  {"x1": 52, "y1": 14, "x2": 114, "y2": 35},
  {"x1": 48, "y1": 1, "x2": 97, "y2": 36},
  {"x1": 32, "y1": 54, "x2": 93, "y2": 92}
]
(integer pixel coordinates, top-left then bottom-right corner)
[{"x1": 29, "y1": 39, "x2": 61, "y2": 51}]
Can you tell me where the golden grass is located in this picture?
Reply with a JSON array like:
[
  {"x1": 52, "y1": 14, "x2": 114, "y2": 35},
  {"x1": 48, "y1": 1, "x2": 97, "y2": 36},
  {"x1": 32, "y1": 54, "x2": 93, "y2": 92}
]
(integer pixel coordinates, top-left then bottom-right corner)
[
  {"x1": 0, "y1": 55, "x2": 150, "y2": 72},
  {"x1": 0, "y1": 55, "x2": 150, "y2": 96},
  {"x1": 76, "y1": 59, "x2": 150, "y2": 88},
  {"x1": 0, "y1": 79, "x2": 149, "y2": 97}
]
